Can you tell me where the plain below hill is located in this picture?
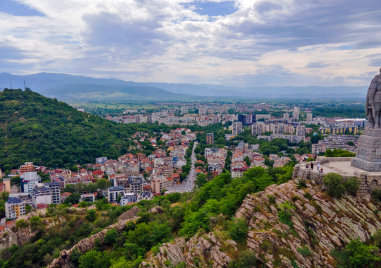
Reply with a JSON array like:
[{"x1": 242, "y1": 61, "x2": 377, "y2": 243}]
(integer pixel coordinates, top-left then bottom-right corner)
[{"x1": 0, "y1": 88, "x2": 165, "y2": 171}]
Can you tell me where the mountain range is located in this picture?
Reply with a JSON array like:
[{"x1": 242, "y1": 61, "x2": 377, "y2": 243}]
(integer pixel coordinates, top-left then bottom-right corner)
[{"x1": 0, "y1": 72, "x2": 368, "y2": 100}]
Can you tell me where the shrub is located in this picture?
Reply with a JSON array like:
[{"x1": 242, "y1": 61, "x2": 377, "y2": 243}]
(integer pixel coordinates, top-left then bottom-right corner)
[
  {"x1": 303, "y1": 192, "x2": 313, "y2": 201},
  {"x1": 229, "y1": 218, "x2": 248, "y2": 244},
  {"x1": 323, "y1": 173, "x2": 346, "y2": 198},
  {"x1": 372, "y1": 189, "x2": 381, "y2": 203},
  {"x1": 104, "y1": 229, "x2": 118, "y2": 245},
  {"x1": 85, "y1": 209, "x2": 97, "y2": 222},
  {"x1": 296, "y1": 179, "x2": 307, "y2": 189},
  {"x1": 331, "y1": 239, "x2": 381, "y2": 268},
  {"x1": 297, "y1": 246, "x2": 313, "y2": 256},
  {"x1": 278, "y1": 201, "x2": 295, "y2": 228},
  {"x1": 267, "y1": 194, "x2": 276, "y2": 205},
  {"x1": 345, "y1": 177, "x2": 360, "y2": 196},
  {"x1": 373, "y1": 229, "x2": 381, "y2": 247}
]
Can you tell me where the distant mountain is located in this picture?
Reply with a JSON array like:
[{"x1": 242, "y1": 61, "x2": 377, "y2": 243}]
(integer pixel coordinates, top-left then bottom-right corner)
[
  {"x1": 0, "y1": 72, "x2": 368, "y2": 100},
  {"x1": 39, "y1": 84, "x2": 192, "y2": 101}
]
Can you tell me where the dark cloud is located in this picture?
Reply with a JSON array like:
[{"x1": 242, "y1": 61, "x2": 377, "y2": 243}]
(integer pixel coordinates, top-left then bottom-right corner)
[
  {"x1": 369, "y1": 59, "x2": 381, "y2": 67},
  {"x1": 0, "y1": 45, "x2": 31, "y2": 60},
  {"x1": 223, "y1": 0, "x2": 381, "y2": 55},
  {"x1": 82, "y1": 11, "x2": 170, "y2": 59},
  {"x1": 306, "y1": 62, "x2": 330, "y2": 68}
]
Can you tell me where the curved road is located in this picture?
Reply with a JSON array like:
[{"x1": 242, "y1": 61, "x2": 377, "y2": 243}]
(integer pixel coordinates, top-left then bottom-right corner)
[{"x1": 166, "y1": 141, "x2": 198, "y2": 194}]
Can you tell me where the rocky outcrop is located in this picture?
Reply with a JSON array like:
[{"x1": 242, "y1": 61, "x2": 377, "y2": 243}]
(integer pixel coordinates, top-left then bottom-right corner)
[
  {"x1": 0, "y1": 213, "x2": 66, "y2": 251},
  {"x1": 48, "y1": 206, "x2": 141, "y2": 268},
  {"x1": 234, "y1": 179, "x2": 381, "y2": 268},
  {"x1": 142, "y1": 232, "x2": 237, "y2": 268},
  {"x1": 149, "y1": 206, "x2": 163, "y2": 215}
]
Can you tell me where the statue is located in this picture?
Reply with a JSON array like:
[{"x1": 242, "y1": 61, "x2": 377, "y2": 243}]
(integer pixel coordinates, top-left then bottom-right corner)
[{"x1": 366, "y1": 68, "x2": 381, "y2": 128}]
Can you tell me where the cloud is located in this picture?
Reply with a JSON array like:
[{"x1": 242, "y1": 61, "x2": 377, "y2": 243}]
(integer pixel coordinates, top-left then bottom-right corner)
[{"x1": 0, "y1": 0, "x2": 380, "y2": 87}]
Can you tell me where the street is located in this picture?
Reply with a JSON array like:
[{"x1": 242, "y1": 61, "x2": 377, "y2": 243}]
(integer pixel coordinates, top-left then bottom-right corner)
[{"x1": 166, "y1": 141, "x2": 198, "y2": 194}]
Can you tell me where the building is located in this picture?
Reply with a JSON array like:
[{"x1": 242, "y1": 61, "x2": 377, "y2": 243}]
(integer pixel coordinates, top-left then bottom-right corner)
[
  {"x1": 232, "y1": 122, "x2": 243, "y2": 135},
  {"x1": 120, "y1": 193, "x2": 137, "y2": 206},
  {"x1": 283, "y1": 113, "x2": 289, "y2": 120},
  {"x1": 5, "y1": 198, "x2": 26, "y2": 220},
  {"x1": 293, "y1": 107, "x2": 300, "y2": 120},
  {"x1": 206, "y1": 133, "x2": 214, "y2": 145},
  {"x1": 108, "y1": 186, "x2": 125, "y2": 203},
  {"x1": 30, "y1": 182, "x2": 60, "y2": 207},
  {"x1": 181, "y1": 106, "x2": 189, "y2": 114},
  {"x1": 3, "y1": 178, "x2": 11, "y2": 192},
  {"x1": 238, "y1": 114, "x2": 256, "y2": 126},
  {"x1": 80, "y1": 194, "x2": 95, "y2": 202},
  {"x1": 306, "y1": 113, "x2": 313, "y2": 122},
  {"x1": 20, "y1": 172, "x2": 41, "y2": 193},
  {"x1": 96, "y1": 157, "x2": 107, "y2": 164},
  {"x1": 20, "y1": 162, "x2": 34, "y2": 175}
]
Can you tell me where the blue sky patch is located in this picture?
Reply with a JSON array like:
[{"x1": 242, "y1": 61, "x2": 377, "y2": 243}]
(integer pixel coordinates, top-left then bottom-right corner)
[
  {"x1": 189, "y1": 1, "x2": 237, "y2": 17},
  {"x1": 0, "y1": 0, "x2": 44, "y2": 16}
]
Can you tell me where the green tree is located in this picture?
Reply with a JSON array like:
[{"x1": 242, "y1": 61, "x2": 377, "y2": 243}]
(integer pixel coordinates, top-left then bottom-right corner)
[
  {"x1": 196, "y1": 173, "x2": 207, "y2": 188},
  {"x1": 345, "y1": 177, "x2": 361, "y2": 196},
  {"x1": 0, "y1": 191, "x2": 10, "y2": 201},
  {"x1": 96, "y1": 178, "x2": 110, "y2": 190},
  {"x1": 104, "y1": 228, "x2": 119, "y2": 245},
  {"x1": 64, "y1": 193, "x2": 81, "y2": 205},
  {"x1": 116, "y1": 193, "x2": 123, "y2": 203},
  {"x1": 63, "y1": 184, "x2": 76, "y2": 193},
  {"x1": 323, "y1": 173, "x2": 346, "y2": 198},
  {"x1": 243, "y1": 156, "x2": 250, "y2": 166},
  {"x1": 230, "y1": 218, "x2": 248, "y2": 244},
  {"x1": 86, "y1": 209, "x2": 97, "y2": 222},
  {"x1": 79, "y1": 250, "x2": 109, "y2": 268},
  {"x1": 30, "y1": 216, "x2": 41, "y2": 228}
]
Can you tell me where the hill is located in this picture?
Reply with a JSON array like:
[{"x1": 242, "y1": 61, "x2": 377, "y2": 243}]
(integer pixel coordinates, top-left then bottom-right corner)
[
  {"x1": 39, "y1": 84, "x2": 191, "y2": 101},
  {"x1": 0, "y1": 88, "x2": 168, "y2": 171},
  {"x1": 0, "y1": 72, "x2": 367, "y2": 100},
  {"x1": 2, "y1": 165, "x2": 381, "y2": 268}
]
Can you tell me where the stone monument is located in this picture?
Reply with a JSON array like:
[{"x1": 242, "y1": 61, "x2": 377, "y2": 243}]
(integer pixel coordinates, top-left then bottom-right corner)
[{"x1": 351, "y1": 68, "x2": 381, "y2": 171}]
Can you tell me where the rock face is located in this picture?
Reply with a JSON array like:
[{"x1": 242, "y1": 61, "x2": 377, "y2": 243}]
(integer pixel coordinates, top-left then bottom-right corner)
[
  {"x1": 142, "y1": 232, "x2": 237, "y2": 268},
  {"x1": 234, "y1": 179, "x2": 381, "y2": 268},
  {"x1": 48, "y1": 206, "x2": 141, "y2": 268},
  {"x1": 0, "y1": 213, "x2": 65, "y2": 251}
]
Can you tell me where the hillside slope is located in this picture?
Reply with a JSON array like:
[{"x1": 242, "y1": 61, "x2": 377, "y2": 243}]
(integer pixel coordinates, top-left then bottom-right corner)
[
  {"x1": 0, "y1": 88, "x2": 145, "y2": 170},
  {"x1": 146, "y1": 179, "x2": 381, "y2": 268}
]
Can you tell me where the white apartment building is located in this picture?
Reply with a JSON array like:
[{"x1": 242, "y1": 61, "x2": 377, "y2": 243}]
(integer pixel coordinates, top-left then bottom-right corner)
[{"x1": 232, "y1": 122, "x2": 243, "y2": 135}]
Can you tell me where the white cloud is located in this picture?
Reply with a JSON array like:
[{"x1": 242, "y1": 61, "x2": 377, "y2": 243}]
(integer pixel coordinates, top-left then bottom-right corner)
[{"x1": 0, "y1": 0, "x2": 380, "y2": 86}]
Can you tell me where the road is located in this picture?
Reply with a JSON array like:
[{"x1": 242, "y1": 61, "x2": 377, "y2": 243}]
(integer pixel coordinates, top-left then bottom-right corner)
[{"x1": 166, "y1": 141, "x2": 198, "y2": 194}]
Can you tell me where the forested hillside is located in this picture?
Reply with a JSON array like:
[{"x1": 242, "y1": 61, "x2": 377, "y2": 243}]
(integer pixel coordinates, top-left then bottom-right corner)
[{"x1": 0, "y1": 88, "x2": 168, "y2": 171}]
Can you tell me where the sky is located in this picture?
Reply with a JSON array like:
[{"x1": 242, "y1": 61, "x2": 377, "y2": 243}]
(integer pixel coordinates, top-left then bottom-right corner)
[{"x1": 0, "y1": 0, "x2": 381, "y2": 87}]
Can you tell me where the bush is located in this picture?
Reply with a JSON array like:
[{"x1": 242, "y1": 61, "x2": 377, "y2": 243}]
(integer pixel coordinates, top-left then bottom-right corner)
[
  {"x1": 296, "y1": 179, "x2": 307, "y2": 189},
  {"x1": 372, "y1": 189, "x2": 381, "y2": 202},
  {"x1": 278, "y1": 201, "x2": 295, "y2": 228},
  {"x1": 229, "y1": 218, "x2": 248, "y2": 244},
  {"x1": 104, "y1": 229, "x2": 118, "y2": 245},
  {"x1": 345, "y1": 177, "x2": 360, "y2": 196},
  {"x1": 323, "y1": 173, "x2": 346, "y2": 198},
  {"x1": 297, "y1": 246, "x2": 313, "y2": 256},
  {"x1": 85, "y1": 209, "x2": 97, "y2": 222},
  {"x1": 331, "y1": 239, "x2": 381, "y2": 268}
]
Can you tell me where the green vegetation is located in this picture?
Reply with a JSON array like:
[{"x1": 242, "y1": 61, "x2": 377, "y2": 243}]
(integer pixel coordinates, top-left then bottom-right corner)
[
  {"x1": 323, "y1": 173, "x2": 360, "y2": 198},
  {"x1": 0, "y1": 165, "x2": 293, "y2": 268},
  {"x1": 331, "y1": 239, "x2": 381, "y2": 268},
  {"x1": 325, "y1": 148, "x2": 356, "y2": 157}
]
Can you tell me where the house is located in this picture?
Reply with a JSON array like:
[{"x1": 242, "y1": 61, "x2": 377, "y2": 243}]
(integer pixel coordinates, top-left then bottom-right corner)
[
  {"x1": 60, "y1": 192, "x2": 71, "y2": 203},
  {"x1": 92, "y1": 170, "x2": 104, "y2": 179},
  {"x1": 5, "y1": 198, "x2": 26, "y2": 220}
]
